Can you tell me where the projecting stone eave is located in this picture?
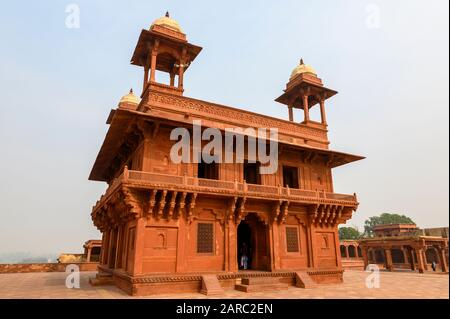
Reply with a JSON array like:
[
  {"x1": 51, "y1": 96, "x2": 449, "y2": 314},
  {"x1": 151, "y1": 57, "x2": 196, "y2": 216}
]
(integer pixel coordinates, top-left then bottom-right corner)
[{"x1": 89, "y1": 92, "x2": 364, "y2": 182}]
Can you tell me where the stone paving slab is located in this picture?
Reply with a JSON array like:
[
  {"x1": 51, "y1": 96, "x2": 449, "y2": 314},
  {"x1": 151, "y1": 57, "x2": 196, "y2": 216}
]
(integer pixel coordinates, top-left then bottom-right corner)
[{"x1": 0, "y1": 270, "x2": 448, "y2": 299}]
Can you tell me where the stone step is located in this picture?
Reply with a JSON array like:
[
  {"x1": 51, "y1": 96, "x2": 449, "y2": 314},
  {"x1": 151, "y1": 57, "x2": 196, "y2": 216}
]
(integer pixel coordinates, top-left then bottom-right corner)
[
  {"x1": 235, "y1": 282, "x2": 289, "y2": 293},
  {"x1": 295, "y1": 271, "x2": 317, "y2": 289},
  {"x1": 241, "y1": 277, "x2": 280, "y2": 285},
  {"x1": 200, "y1": 274, "x2": 224, "y2": 296},
  {"x1": 89, "y1": 276, "x2": 113, "y2": 286}
]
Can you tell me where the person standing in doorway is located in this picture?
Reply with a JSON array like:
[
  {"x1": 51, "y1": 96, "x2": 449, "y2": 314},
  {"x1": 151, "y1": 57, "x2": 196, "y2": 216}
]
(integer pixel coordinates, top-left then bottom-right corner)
[
  {"x1": 240, "y1": 242, "x2": 249, "y2": 270},
  {"x1": 431, "y1": 261, "x2": 437, "y2": 272}
]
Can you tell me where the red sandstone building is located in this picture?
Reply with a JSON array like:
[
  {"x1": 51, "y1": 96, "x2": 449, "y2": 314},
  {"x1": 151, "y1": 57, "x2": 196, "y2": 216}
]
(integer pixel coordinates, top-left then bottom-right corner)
[
  {"x1": 359, "y1": 224, "x2": 448, "y2": 273},
  {"x1": 89, "y1": 13, "x2": 364, "y2": 295}
]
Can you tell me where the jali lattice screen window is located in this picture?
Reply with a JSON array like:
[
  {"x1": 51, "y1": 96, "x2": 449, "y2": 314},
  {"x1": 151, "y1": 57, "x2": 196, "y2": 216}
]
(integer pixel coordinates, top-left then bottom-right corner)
[
  {"x1": 197, "y1": 223, "x2": 214, "y2": 253},
  {"x1": 286, "y1": 226, "x2": 299, "y2": 253}
]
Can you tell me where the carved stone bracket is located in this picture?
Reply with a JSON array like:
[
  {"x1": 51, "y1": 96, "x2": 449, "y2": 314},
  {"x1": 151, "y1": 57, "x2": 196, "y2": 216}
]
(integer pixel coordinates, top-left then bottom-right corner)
[
  {"x1": 186, "y1": 192, "x2": 197, "y2": 224},
  {"x1": 308, "y1": 203, "x2": 349, "y2": 227},
  {"x1": 278, "y1": 200, "x2": 289, "y2": 224},
  {"x1": 235, "y1": 197, "x2": 247, "y2": 224},
  {"x1": 227, "y1": 197, "x2": 238, "y2": 223},
  {"x1": 271, "y1": 200, "x2": 282, "y2": 223}
]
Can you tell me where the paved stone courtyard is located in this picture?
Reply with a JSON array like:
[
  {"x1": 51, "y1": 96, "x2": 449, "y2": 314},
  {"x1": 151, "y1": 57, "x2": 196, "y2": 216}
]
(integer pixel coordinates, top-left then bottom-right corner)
[{"x1": 0, "y1": 270, "x2": 447, "y2": 299}]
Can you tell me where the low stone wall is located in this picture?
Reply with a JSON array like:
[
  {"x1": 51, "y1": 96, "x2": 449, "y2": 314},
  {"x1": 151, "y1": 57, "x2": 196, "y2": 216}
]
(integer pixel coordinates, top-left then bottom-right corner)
[
  {"x1": 0, "y1": 262, "x2": 98, "y2": 273},
  {"x1": 342, "y1": 258, "x2": 365, "y2": 270}
]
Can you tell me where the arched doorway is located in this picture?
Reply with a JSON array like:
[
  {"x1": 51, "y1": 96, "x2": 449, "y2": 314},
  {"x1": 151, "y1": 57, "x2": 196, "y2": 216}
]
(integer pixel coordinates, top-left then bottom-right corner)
[
  {"x1": 374, "y1": 249, "x2": 385, "y2": 264},
  {"x1": 237, "y1": 222, "x2": 252, "y2": 270},
  {"x1": 340, "y1": 245, "x2": 347, "y2": 258},
  {"x1": 391, "y1": 249, "x2": 405, "y2": 264},
  {"x1": 425, "y1": 248, "x2": 439, "y2": 264},
  {"x1": 348, "y1": 245, "x2": 356, "y2": 257},
  {"x1": 237, "y1": 213, "x2": 270, "y2": 271}
]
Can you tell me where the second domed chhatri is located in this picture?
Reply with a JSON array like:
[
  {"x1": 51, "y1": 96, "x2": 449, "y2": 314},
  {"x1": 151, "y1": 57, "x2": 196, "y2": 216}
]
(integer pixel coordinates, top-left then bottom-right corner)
[
  {"x1": 150, "y1": 11, "x2": 183, "y2": 33},
  {"x1": 118, "y1": 88, "x2": 140, "y2": 106},
  {"x1": 289, "y1": 58, "x2": 317, "y2": 80}
]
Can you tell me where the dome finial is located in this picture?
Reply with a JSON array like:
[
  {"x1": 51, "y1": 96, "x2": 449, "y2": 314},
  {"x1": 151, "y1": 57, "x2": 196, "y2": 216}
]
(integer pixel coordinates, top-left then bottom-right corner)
[
  {"x1": 289, "y1": 58, "x2": 317, "y2": 80},
  {"x1": 150, "y1": 12, "x2": 183, "y2": 33},
  {"x1": 119, "y1": 88, "x2": 140, "y2": 106}
]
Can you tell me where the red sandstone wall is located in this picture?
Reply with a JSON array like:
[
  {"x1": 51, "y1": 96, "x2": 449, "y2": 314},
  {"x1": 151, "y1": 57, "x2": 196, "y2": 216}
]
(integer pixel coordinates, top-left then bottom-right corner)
[
  {"x1": 0, "y1": 262, "x2": 98, "y2": 273},
  {"x1": 314, "y1": 226, "x2": 339, "y2": 268},
  {"x1": 279, "y1": 213, "x2": 309, "y2": 269}
]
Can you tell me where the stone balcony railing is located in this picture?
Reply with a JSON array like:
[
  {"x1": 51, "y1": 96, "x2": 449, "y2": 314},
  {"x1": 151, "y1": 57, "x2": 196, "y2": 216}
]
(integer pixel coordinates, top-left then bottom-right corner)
[{"x1": 93, "y1": 167, "x2": 358, "y2": 213}]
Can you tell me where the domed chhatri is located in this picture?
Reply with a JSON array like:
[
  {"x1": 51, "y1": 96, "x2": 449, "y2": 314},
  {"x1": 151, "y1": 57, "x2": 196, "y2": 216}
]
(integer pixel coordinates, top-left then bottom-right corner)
[
  {"x1": 150, "y1": 11, "x2": 183, "y2": 33},
  {"x1": 119, "y1": 88, "x2": 140, "y2": 105},
  {"x1": 289, "y1": 58, "x2": 317, "y2": 80}
]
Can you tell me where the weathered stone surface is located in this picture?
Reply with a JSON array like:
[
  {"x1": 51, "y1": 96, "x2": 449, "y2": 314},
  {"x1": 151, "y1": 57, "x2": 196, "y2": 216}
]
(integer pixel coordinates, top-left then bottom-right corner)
[{"x1": 0, "y1": 263, "x2": 98, "y2": 274}]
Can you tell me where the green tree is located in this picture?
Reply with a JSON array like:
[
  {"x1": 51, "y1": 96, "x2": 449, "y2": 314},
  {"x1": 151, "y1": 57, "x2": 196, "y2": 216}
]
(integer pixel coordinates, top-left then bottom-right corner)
[
  {"x1": 338, "y1": 227, "x2": 362, "y2": 240},
  {"x1": 363, "y1": 213, "x2": 415, "y2": 237}
]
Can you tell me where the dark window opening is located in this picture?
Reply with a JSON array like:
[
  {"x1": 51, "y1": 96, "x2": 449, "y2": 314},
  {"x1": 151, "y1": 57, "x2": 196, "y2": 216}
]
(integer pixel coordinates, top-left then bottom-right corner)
[
  {"x1": 244, "y1": 161, "x2": 261, "y2": 184},
  {"x1": 197, "y1": 223, "x2": 214, "y2": 253},
  {"x1": 91, "y1": 247, "x2": 101, "y2": 255},
  {"x1": 198, "y1": 160, "x2": 219, "y2": 180},
  {"x1": 283, "y1": 166, "x2": 299, "y2": 188}
]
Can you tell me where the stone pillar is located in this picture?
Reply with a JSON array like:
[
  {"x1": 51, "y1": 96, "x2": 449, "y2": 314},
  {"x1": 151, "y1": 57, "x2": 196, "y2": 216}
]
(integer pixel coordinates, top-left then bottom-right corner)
[
  {"x1": 101, "y1": 231, "x2": 109, "y2": 265},
  {"x1": 384, "y1": 248, "x2": 393, "y2": 271},
  {"x1": 121, "y1": 227, "x2": 128, "y2": 268},
  {"x1": 409, "y1": 248, "x2": 416, "y2": 271},
  {"x1": 149, "y1": 49, "x2": 158, "y2": 82},
  {"x1": 107, "y1": 228, "x2": 115, "y2": 268},
  {"x1": 86, "y1": 247, "x2": 92, "y2": 263},
  {"x1": 176, "y1": 217, "x2": 187, "y2": 272},
  {"x1": 170, "y1": 72, "x2": 175, "y2": 87},
  {"x1": 422, "y1": 250, "x2": 428, "y2": 270},
  {"x1": 345, "y1": 246, "x2": 349, "y2": 259},
  {"x1": 402, "y1": 248, "x2": 409, "y2": 265},
  {"x1": 416, "y1": 248, "x2": 425, "y2": 273},
  {"x1": 178, "y1": 60, "x2": 184, "y2": 89},
  {"x1": 438, "y1": 247, "x2": 448, "y2": 273},
  {"x1": 224, "y1": 220, "x2": 229, "y2": 271},
  {"x1": 132, "y1": 218, "x2": 146, "y2": 275},
  {"x1": 288, "y1": 106, "x2": 293, "y2": 122},
  {"x1": 114, "y1": 225, "x2": 122, "y2": 269},
  {"x1": 228, "y1": 220, "x2": 238, "y2": 272},
  {"x1": 307, "y1": 222, "x2": 317, "y2": 268},
  {"x1": 143, "y1": 65, "x2": 149, "y2": 92},
  {"x1": 269, "y1": 222, "x2": 281, "y2": 271},
  {"x1": 361, "y1": 246, "x2": 369, "y2": 270},
  {"x1": 319, "y1": 98, "x2": 327, "y2": 125},
  {"x1": 334, "y1": 233, "x2": 342, "y2": 268},
  {"x1": 302, "y1": 94, "x2": 310, "y2": 122}
]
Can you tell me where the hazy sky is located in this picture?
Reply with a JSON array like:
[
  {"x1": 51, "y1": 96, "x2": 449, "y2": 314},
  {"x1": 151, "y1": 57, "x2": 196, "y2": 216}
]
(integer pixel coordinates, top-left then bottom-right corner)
[{"x1": 0, "y1": 0, "x2": 448, "y2": 255}]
